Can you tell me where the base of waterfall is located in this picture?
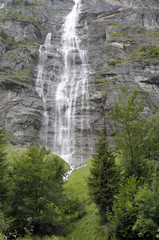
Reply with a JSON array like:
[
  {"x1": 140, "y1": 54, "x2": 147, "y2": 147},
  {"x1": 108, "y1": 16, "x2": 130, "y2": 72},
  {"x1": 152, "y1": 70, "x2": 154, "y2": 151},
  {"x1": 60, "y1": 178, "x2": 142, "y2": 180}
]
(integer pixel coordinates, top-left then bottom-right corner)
[{"x1": 63, "y1": 163, "x2": 86, "y2": 181}]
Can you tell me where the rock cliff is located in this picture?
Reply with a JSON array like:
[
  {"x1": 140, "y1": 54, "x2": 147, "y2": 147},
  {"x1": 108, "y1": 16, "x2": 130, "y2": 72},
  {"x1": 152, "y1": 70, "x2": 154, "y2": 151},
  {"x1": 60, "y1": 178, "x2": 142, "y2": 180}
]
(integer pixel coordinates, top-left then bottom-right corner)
[{"x1": 0, "y1": 0, "x2": 159, "y2": 164}]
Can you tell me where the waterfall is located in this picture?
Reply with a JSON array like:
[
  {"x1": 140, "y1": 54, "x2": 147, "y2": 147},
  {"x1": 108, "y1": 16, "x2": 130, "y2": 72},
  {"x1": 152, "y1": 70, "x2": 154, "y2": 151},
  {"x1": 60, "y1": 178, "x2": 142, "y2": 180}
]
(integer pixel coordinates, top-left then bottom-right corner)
[
  {"x1": 0, "y1": 3, "x2": 4, "y2": 9},
  {"x1": 36, "y1": 33, "x2": 52, "y2": 146},
  {"x1": 52, "y1": 0, "x2": 92, "y2": 164}
]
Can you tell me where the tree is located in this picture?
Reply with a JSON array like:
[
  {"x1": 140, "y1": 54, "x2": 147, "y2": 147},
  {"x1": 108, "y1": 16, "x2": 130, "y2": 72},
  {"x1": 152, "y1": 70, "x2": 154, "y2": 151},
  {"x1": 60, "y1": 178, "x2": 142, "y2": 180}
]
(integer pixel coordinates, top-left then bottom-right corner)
[
  {"x1": 0, "y1": 129, "x2": 7, "y2": 205},
  {"x1": 109, "y1": 177, "x2": 159, "y2": 240},
  {"x1": 143, "y1": 113, "x2": 159, "y2": 164},
  {"x1": 133, "y1": 182, "x2": 159, "y2": 240},
  {"x1": 108, "y1": 176, "x2": 140, "y2": 240},
  {"x1": 3, "y1": 145, "x2": 66, "y2": 236},
  {"x1": 88, "y1": 133, "x2": 119, "y2": 221},
  {"x1": 110, "y1": 86, "x2": 150, "y2": 179}
]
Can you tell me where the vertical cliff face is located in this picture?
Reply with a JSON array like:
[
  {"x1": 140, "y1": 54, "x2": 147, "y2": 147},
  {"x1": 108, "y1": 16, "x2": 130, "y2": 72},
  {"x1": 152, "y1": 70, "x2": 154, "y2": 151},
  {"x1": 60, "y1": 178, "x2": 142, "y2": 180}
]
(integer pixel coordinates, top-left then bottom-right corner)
[
  {"x1": 79, "y1": 0, "x2": 159, "y2": 143},
  {"x1": 0, "y1": 0, "x2": 73, "y2": 148},
  {"x1": 0, "y1": 0, "x2": 159, "y2": 164}
]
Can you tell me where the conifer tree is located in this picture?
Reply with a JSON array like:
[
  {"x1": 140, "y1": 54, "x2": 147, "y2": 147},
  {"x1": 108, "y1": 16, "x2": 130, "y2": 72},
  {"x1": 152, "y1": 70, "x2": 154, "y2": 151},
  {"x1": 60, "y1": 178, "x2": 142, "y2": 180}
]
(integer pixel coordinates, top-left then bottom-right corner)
[{"x1": 88, "y1": 133, "x2": 119, "y2": 221}]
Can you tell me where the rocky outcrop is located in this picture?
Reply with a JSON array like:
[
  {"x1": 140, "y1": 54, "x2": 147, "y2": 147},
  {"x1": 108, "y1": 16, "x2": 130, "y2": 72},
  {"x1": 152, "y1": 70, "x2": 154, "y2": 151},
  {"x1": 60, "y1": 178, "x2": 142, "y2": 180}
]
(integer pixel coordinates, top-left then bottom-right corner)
[
  {"x1": 0, "y1": 0, "x2": 159, "y2": 163},
  {"x1": 80, "y1": 0, "x2": 159, "y2": 144}
]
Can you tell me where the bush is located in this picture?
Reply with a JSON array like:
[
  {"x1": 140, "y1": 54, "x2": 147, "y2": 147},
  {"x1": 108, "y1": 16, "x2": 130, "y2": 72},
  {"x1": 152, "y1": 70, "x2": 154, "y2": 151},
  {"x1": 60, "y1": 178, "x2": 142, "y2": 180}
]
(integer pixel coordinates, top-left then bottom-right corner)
[
  {"x1": 0, "y1": 30, "x2": 9, "y2": 40},
  {"x1": 111, "y1": 23, "x2": 119, "y2": 27},
  {"x1": 140, "y1": 45, "x2": 159, "y2": 58}
]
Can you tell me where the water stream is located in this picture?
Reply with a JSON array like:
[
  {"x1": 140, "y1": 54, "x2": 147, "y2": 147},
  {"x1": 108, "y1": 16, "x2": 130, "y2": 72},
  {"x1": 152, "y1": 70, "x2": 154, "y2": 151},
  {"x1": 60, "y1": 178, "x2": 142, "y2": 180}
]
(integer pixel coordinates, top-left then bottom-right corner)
[
  {"x1": 52, "y1": 0, "x2": 91, "y2": 164},
  {"x1": 0, "y1": 3, "x2": 4, "y2": 9},
  {"x1": 36, "y1": 33, "x2": 52, "y2": 146}
]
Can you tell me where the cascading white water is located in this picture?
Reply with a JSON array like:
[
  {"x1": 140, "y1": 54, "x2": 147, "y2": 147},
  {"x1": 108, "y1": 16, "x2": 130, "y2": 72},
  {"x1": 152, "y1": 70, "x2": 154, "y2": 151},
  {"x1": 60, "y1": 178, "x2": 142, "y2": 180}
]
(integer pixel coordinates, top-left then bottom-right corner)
[
  {"x1": 36, "y1": 33, "x2": 52, "y2": 146},
  {"x1": 0, "y1": 3, "x2": 4, "y2": 9},
  {"x1": 53, "y1": 0, "x2": 92, "y2": 164}
]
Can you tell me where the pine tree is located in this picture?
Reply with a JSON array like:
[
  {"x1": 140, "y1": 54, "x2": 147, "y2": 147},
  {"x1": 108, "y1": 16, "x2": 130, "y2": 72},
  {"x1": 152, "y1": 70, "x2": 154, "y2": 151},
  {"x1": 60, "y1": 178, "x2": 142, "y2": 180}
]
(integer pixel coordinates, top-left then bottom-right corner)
[{"x1": 88, "y1": 133, "x2": 119, "y2": 221}]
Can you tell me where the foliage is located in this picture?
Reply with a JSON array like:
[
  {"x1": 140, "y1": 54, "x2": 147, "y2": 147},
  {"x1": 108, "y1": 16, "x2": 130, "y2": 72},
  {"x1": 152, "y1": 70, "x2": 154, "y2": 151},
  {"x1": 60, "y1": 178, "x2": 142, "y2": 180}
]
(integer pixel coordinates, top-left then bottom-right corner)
[
  {"x1": 107, "y1": 87, "x2": 159, "y2": 239},
  {"x1": 109, "y1": 177, "x2": 159, "y2": 240},
  {"x1": 143, "y1": 113, "x2": 159, "y2": 164},
  {"x1": 0, "y1": 30, "x2": 9, "y2": 40},
  {"x1": 111, "y1": 23, "x2": 119, "y2": 27},
  {"x1": 140, "y1": 45, "x2": 159, "y2": 58},
  {"x1": 109, "y1": 32, "x2": 128, "y2": 38},
  {"x1": 88, "y1": 133, "x2": 119, "y2": 221},
  {"x1": 133, "y1": 182, "x2": 159, "y2": 239},
  {"x1": 108, "y1": 176, "x2": 140, "y2": 240},
  {"x1": 0, "y1": 12, "x2": 44, "y2": 31},
  {"x1": 2, "y1": 145, "x2": 66, "y2": 236},
  {"x1": 7, "y1": 0, "x2": 38, "y2": 6},
  {"x1": 109, "y1": 86, "x2": 152, "y2": 179},
  {"x1": 108, "y1": 60, "x2": 122, "y2": 66},
  {"x1": 0, "y1": 129, "x2": 7, "y2": 205}
]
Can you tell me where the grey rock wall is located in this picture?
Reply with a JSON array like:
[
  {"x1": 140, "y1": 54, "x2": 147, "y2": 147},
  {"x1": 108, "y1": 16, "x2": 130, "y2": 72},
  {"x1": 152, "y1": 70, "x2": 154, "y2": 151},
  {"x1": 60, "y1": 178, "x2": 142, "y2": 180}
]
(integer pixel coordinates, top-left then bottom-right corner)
[{"x1": 80, "y1": 0, "x2": 159, "y2": 145}]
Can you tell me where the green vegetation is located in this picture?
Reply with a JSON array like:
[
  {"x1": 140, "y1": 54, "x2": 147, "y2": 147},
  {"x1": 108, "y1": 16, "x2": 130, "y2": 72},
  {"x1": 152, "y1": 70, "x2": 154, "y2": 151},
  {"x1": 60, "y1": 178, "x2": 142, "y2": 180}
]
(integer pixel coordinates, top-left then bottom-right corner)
[
  {"x1": 1, "y1": 145, "x2": 66, "y2": 236},
  {"x1": 63, "y1": 160, "x2": 106, "y2": 239},
  {"x1": 1, "y1": 69, "x2": 32, "y2": 82},
  {"x1": 111, "y1": 22, "x2": 119, "y2": 27},
  {"x1": 109, "y1": 32, "x2": 128, "y2": 38},
  {"x1": 88, "y1": 86, "x2": 159, "y2": 240},
  {"x1": 100, "y1": 89, "x2": 108, "y2": 98},
  {"x1": 140, "y1": 45, "x2": 159, "y2": 58},
  {"x1": 7, "y1": 0, "x2": 39, "y2": 7},
  {"x1": 0, "y1": 30, "x2": 9, "y2": 40},
  {"x1": 2, "y1": 36, "x2": 23, "y2": 47},
  {"x1": 0, "y1": 144, "x2": 83, "y2": 238},
  {"x1": 88, "y1": 133, "x2": 119, "y2": 221},
  {"x1": 0, "y1": 12, "x2": 44, "y2": 31},
  {"x1": 108, "y1": 60, "x2": 122, "y2": 66},
  {"x1": 110, "y1": 86, "x2": 149, "y2": 179},
  {"x1": 96, "y1": 77, "x2": 107, "y2": 85}
]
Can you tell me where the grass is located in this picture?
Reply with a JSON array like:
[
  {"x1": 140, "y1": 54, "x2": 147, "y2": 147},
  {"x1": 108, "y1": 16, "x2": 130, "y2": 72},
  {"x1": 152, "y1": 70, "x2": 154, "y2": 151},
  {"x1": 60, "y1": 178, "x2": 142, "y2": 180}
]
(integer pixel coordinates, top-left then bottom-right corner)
[
  {"x1": 108, "y1": 60, "x2": 122, "y2": 66},
  {"x1": 111, "y1": 23, "x2": 119, "y2": 27},
  {"x1": 96, "y1": 78, "x2": 107, "y2": 86},
  {"x1": 109, "y1": 32, "x2": 129, "y2": 38},
  {"x1": 62, "y1": 160, "x2": 107, "y2": 240}
]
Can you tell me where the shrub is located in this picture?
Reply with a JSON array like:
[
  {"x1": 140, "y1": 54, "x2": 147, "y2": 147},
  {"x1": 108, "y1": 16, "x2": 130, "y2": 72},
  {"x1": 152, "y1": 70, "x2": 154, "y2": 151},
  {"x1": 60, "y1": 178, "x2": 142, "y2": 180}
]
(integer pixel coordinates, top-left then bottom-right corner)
[
  {"x1": 141, "y1": 45, "x2": 159, "y2": 58},
  {"x1": 0, "y1": 30, "x2": 9, "y2": 40},
  {"x1": 111, "y1": 23, "x2": 119, "y2": 27}
]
